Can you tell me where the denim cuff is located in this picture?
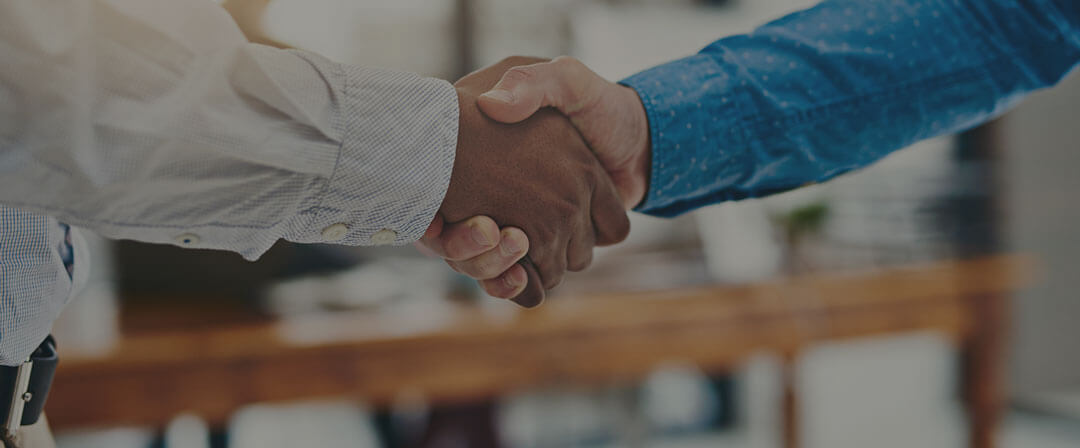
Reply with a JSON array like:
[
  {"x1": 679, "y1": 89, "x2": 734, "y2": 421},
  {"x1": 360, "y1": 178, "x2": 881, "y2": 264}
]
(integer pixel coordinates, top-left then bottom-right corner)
[{"x1": 620, "y1": 54, "x2": 749, "y2": 217}]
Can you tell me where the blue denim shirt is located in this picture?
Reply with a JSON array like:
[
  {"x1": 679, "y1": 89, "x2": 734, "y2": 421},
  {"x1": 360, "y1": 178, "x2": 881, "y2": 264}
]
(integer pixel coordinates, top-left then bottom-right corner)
[{"x1": 622, "y1": 0, "x2": 1080, "y2": 217}]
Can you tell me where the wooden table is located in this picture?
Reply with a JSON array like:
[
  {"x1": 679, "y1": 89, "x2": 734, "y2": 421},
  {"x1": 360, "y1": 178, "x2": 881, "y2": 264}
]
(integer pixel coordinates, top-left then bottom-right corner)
[{"x1": 46, "y1": 255, "x2": 1032, "y2": 448}]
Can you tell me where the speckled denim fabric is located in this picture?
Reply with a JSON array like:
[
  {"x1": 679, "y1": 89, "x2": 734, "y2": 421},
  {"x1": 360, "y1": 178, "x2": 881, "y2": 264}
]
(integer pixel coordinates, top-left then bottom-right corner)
[{"x1": 623, "y1": 0, "x2": 1080, "y2": 217}]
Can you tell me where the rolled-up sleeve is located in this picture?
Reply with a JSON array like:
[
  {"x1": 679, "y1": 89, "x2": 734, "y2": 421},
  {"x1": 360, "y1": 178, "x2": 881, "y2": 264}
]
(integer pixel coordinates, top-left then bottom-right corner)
[{"x1": 0, "y1": 0, "x2": 458, "y2": 260}]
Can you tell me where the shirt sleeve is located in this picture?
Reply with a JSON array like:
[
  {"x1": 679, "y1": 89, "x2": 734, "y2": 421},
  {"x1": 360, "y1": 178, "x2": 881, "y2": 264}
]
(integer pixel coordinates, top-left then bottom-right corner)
[
  {"x1": 621, "y1": 0, "x2": 1080, "y2": 217},
  {"x1": 0, "y1": 206, "x2": 74, "y2": 365},
  {"x1": 0, "y1": 0, "x2": 459, "y2": 260}
]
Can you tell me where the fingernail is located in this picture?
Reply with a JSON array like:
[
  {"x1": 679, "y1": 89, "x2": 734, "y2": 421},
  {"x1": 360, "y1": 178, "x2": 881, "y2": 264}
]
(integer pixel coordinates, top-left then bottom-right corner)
[
  {"x1": 480, "y1": 89, "x2": 514, "y2": 104},
  {"x1": 471, "y1": 224, "x2": 495, "y2": 247},
  {"x1": 500, "y1": 232, "x2": 524, "y2": 257}
]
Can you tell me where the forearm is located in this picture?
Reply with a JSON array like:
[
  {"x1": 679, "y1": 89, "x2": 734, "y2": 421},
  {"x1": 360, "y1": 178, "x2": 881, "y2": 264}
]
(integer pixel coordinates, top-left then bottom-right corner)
[
  {"x1": 0, "y1": 0, "x2": 458, "y2": 260},
  {"x1": 622, "y1": 0, "x2": 1080, "y2": 217}
]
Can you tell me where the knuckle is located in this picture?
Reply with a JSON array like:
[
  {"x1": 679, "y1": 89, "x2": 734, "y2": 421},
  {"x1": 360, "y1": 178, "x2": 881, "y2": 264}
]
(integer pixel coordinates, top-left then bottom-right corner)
[
  {"x1": 499, "y1": 55, "x2": 539, "y2": 67},
  {"x1": 478, "y1": 260, "x2": 505, "y2": 280},
  {"x1": 444, "y1": 241, "x2": 472, "y2": 261},
  {"x1": 464, "y1": 257, "x2": 497, "y2": 279},
  {"x1": 470, "y1": 215, "x2": 499, "y2": 236},
  {"x1": 554, "y1": 198, "x2": 583, "y2": 222},
  {"x1": 522, "y1": 226, "x2": 554, "y2": 254},
  {"x1": 501, "y1": 66, "x2": 536, "y2": 83},
  {"x1": 568, "y1": 251, "x2": 593, "y2": 272},
  {"x1": 551, "y1": 56, "x2": 588, "y2": 103},
  {"x1": 552, "y1": 55, "x2": 583, "y2": 72},
  {"x1": 612, "y1": 214, "x2": 632, "y2": 243},
  {"x1": 542, "y1": 271, "x2": 565, "y2": 290},
  {"x1": 442, "y1": 242, "x2": 463, "y2": 260},
  {"x1": 539, "y1": 259, "x2": 567, "y2": 290},
  {"x1": 481, "y1": 279, "x2": 512, "y2": 299}
]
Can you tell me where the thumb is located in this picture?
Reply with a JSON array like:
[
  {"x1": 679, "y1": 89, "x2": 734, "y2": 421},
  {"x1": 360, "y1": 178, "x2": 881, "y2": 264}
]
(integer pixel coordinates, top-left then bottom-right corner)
[{"x1": 477, "y1": 56, "x2": 599, "y2": 124}]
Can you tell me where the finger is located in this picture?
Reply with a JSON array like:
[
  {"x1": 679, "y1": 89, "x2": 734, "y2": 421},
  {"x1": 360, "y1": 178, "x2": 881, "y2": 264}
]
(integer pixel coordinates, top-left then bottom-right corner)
[
  {"x1": 519, "y1": 223, "x2": 569, "y2": 291},
  {"x1": 479, "y1": 263, "x2": 528, "y2": 299},
  {"x1": 591, "y1": 170, "x2": 632, "y2": 246},
  {"x1": 510, "y1": 260, "x2": 546, "y2": 308},
  {"x1": 477, "y1": 56, "x2": 602, "y2": 124},
  {"x1": 447, "y1": 227, "x2": 530, "y2": 280},
  {"x1": 566, "y1": 220, "x2": 596, "y2": 272},
  {"x1": 534, "y1": 244, "x2": 568, "y2": 291},
  {"x1": 420, "y1": 215, "x2": 500, "y2": 260}
]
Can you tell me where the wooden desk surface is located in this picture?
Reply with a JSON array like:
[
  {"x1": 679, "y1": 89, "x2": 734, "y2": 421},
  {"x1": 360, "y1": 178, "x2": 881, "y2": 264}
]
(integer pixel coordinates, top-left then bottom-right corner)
[{"x1": 46, "y1": 255, "x2": 1032, "y2": 430}]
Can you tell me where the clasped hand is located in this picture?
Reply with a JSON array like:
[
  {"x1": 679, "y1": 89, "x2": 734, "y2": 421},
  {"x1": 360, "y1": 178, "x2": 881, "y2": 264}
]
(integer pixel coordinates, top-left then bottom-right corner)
[{"x1": 422, "y1": 56, "x2": 650, "y2": 307}]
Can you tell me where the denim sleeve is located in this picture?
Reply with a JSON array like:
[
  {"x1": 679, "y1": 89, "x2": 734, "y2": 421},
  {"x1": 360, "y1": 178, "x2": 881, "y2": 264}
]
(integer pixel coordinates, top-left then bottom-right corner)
[{"x1": 621, "y1": 0, "x2": 1080, "y2": 217}]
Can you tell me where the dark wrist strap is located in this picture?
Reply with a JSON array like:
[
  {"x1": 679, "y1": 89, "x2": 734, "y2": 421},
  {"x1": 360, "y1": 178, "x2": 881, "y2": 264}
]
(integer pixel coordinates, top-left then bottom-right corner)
[{"x1": 0, "y1": 336, "x2": 57, "y2": 441}]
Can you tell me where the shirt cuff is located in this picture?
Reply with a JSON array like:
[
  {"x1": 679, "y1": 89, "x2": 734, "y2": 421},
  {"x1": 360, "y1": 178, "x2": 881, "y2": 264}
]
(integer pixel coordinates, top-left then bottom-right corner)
[
  {"x1": 620, "y1": 54, "x2": 749, "y2": 218},
  {"x1": 295, "y1": 64, "x2": 459, "y2": 248}
]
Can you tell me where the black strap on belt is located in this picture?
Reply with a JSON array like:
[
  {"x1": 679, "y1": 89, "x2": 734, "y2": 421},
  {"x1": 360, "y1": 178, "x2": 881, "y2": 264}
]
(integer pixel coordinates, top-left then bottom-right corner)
[{"x1": 0, "y1": 336, "x2": 57, "y2": 442}]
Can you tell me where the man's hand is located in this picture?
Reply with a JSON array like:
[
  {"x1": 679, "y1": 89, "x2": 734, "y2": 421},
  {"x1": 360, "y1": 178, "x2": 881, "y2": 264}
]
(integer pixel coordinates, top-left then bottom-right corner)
[
  {"x1": 478, "y1": 56, "x2": 651, "y2": 209},
  {"x1": 420, "y1": 57, "x2": 650, "y2": 301},
  {"x1": 434, "y1": 57, "x2": 631, "y2": 307},
  {"x1": 418, "y1": 214, "x2": 531, "y2": 300}
]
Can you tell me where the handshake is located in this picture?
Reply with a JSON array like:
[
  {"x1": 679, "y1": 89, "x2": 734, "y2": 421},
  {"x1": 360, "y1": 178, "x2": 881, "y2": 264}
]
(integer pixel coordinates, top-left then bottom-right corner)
[{"x1": 419, "y1": 56, "x2": 652, "y2": 307}]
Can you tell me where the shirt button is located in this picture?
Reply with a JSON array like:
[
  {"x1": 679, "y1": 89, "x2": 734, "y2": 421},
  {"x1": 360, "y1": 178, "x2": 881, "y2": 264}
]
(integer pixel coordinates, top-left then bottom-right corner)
[
  {"x1": 321, "y1": 223, "x2": 349, "y2": 241},
  {"x1": 370, "y1": 228, "x2": 397, "y2": 246},
  {"x1": 175, "y1": 233, "x2": 200, "y2": 246}
]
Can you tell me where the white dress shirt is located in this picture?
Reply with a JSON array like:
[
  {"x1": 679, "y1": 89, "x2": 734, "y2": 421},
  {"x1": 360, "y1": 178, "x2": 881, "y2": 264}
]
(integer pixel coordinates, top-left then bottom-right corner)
[
  {"x1": 0, "y1": 0, "x2": 460, "y2": 363},
  {"x1": 0, "y1": 206, "x2": 89, "y2": 365}
]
